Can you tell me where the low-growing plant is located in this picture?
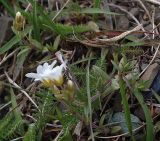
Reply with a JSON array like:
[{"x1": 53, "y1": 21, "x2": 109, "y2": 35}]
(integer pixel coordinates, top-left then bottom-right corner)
[{"x1": 0, "y1": 0, "x2": 155, "y2": 141}]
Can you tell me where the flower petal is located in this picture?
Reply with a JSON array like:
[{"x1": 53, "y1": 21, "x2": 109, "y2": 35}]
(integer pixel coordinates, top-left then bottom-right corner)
[
  {"x1": 49, "y1": 66, "x2": 63, "y2": 80},
  {"x1": 25, "y1": 73, "x2": 41, "y2": 80},
  {"x1": 34, "y1": 78, "x2": 41, "y2": 81},
  {"x1": 49, "y1": 60, "x2": 57, "y2": 69},
  {"x1": 43, "y1": 63, "x2": 49, "y2": 69},
  {"x1": 37, "y1": 65, "x2": 43, "y2": 73},
  {"x1": 52, "y1": 66, "x2": 63, "y2": 74},
  {"x1": 25, "y1": 59, "x2": 66, "y2": 84}
]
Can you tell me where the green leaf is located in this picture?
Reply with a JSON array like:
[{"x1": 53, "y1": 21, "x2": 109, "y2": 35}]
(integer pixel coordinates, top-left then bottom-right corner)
[
  {"x1": 48, "y1": 35, "x2": 61, "y2": 52},
  {"x1": 13, "y1": 47, "x2": 30, "y2": 80},
  {"x1": 92, "y1": 65, "x2": 110, "y2": 81},
  {"x1": 56, "y1": 107, "x2": 63, "y2": 119},
  {"x1": 54, "y1": 35, "x2": 61, "y2": 50},
  {"x1": 0, "y1": 35, "x2": 20, "y2": 54},
  {"x1": 152, "y1": 90, "x2": 160, "y2": 103},
  {"x1": 86, "y1": 62, "x2": 95, "y2": 140},
  {"x1": 32, "y1": 0, "x2": 40, "y2": 41},
  {"x1": 0, "y1": 113, "x2": 23, "y2": 140},
  {"x1": 0, "y1": 26, "x2": 32, "y2": 54},
  {"x1": 59, "y1": 127, "x2": 73, "y2": 141},
  {"x1": 10, "y1": 87, "x2": 24, "y2": 135},
  {"x1": 29, "y1": 38, "x2": 43, "y2": 50},
  {"x1": 0, "y1": 113, "x2": 14, "y2": 136},
  {"x1": 26, "y1": 0, "x2": 91, "y2": 36},
  {"x1": 23, "y1": 124, "x2": 36, "y2": 141},
  {"x1": 125, "y1": 35, "x2": 140, "y2": 42},
  {"x1": 93, "y1": 0, "x2": 101, "y2": 8},
  {"x1": 80, "y1": 8, "x2": 121, "y2": 15},
  {"x1": 10, "y1": 87, "x2": 23, "y2": 123},
  {"x1": 111, "y1": 60, "x2": 120, "y2": 71},
  {"x1": 110, "y1": 126, "x2": 121, "y2": 134},
  {"x1": 121, "y1": 41, "x2": 145, "y2": 47},
  {"x1": 134, "y1": 88, "x2": 154, "y2": 141},
  {"x1": 99, "y1": 114, "x2": 106, "y2": 126},
  {"x1": 46, "y1": 23, "x2": 91, "y2": 36},
  {"x1": 119, "y1": 76, "x2": 135, "y2": 141}
]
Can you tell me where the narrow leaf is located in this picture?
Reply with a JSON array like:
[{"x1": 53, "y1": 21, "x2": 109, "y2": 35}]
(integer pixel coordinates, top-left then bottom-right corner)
[
  {"x1": 152, "y1": 90, "x2": 160, "y2": 103},
  {"x1": 10, "y1": 87, "x2": 24, "y2": 133},
  {"x1": 32, "y1": 1, "x2": 40, "y2": 41},
  {"x1": 81, "y1": 8, "x2": 121, "y2": 15},
  {"x1": 0, "y1": 26, "x2": 32, "y2": 54},
  {"x1": 134, "y1": 88, "x2": 154, "y2": 141},
  {"x1": 13, "y1": 47, "x2": 30, "y2": 80},
  {"x1": 23, "y1": 124, "x2": 36, "y2": 141},
  {"x1": 119, "y1": 76, "x2": 135, "y2": 141}
]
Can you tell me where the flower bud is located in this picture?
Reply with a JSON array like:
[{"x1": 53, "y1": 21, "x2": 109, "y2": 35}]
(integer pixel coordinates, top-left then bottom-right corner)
[
  {"x1": 13, "y1": 11, "x2": 25, "y2": 31},
  {"x1": 65, "y1": 80, "x2": 75, "y2": 100},
  {"x1": 66, "y1": 80, "x2": 75, "y2": 92}
]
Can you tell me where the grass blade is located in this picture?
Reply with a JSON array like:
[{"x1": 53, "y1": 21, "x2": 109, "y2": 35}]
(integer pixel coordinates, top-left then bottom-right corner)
[
  {"x1": 32, "y1": 1, "x2": 40, "y2": 41},
  {"x1": 80, "y1": 8, "x2": 121, "y2": 15},
  {"x1": 134, "y1": 88, "x2": 154, "y2": 141},
  {"x1": 93, "y1": 0, "x2": 101, "y2": 8},
  {"x1": 119, "y1": 76, "x2": 135, "y2": 141},
  {"x1": 152, "y1": 90, "x2": 160, "y2": 103},
  {"x1": 10, "y1": 87, "x2": 24, "y2": 134},
  {"x1": 0, "y1": 35, "x2": 20, "y2": 54},
  {"x1": 23, "y1": 124, "x2": 36, "y2": 141},
  {"x1": 0, "y1": 26, "x2": 32, "y2": 54},
  {"x1": 86, "y1": 61, "x2": 95, "y2": 141}
]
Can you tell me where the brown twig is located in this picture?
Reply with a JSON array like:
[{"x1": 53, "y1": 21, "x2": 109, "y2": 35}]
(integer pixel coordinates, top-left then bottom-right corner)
[
  {"x1": 136, "y1": 0, "x2": 152, "y2": 21},
  {"x1": 145, "y1": 0, "x2": 160, "y2": 5},
  {"x1": 108, "y1": 3, "x2": 146, "y2": 33},
  {"x1": 5, "y1": 71, "x2": 39, "y2": 110},
  {"x1": 52, "y1": 0, "x2": 70, "y2": 21},
  {"x1": 0, "y1": 49, "x2": 19, "y2": 66},
  {"x1": 95, "y1": 124, "x2": 144, "y2": 139},
  {"x1": 98, "y1": 25, "x2": 142, "y2": 42},
  {"x1": 55, "y1": 51, "x2": 80, "y2": 90},
  {"x1": 139, "y1": 44, "x2": 160, "y2": 77}
]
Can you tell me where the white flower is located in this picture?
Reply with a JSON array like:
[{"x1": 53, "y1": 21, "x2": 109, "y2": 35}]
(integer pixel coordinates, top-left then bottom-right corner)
[{"x1": 25, "y1": 60, "x2": 65, "y2": 86}]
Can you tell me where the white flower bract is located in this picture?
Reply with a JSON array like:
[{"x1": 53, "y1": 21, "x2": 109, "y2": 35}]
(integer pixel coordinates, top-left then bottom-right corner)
[{"x1": 25, "y1": 60, "x2": 66, "y2": 85}]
